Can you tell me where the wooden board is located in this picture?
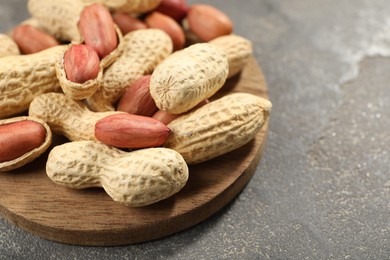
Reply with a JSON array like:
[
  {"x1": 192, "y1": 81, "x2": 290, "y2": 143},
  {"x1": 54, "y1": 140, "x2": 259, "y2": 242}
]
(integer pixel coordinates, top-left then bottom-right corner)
[{"x1": 0, "y1": 56, "x2": 269, "y2": 246}]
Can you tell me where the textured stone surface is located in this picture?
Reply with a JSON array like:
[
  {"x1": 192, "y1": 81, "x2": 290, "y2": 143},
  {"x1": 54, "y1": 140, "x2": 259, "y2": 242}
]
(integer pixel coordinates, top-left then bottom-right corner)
[{"x1": 0, "y1": 0, "x2": 389, "y2": 259}]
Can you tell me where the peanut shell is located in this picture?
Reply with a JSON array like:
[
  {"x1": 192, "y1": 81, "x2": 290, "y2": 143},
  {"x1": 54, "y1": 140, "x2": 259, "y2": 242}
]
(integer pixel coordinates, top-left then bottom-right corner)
[
  {"x1": 46, "y1": 141, "x2": 189, "y2": 207},
  {"x1": 164, "y1": 93, "x2": 272, "y2": 164},
  {"x1": 150, "y1": 43, "x2": 228, "y2": 114}
]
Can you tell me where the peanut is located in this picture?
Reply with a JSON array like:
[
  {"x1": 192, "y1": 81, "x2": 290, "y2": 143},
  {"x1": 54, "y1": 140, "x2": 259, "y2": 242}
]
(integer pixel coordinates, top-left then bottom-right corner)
[
  {"x1": 116, "y1": 75, "x2": 158, "y2": 116},
  {"x1": 78, "y1": 3, "x2": 118, "y2": 60},
  {"x1": 155, "y1": 0, "x2": 188, "y2": 23},
  {"x1": 95, "y1": 113, "x2": 170, "y2": 149},
  {"x1": 0, "y1": 34, "x2": 20, "y2": 57},
  {"x1": 46, "y1": 141, "x2": 189, "y2": 207},
  {"x1": 0, "y1": 116, "x2": 52, "y2": 172},
  {"x1": 0, "y1": 120, "x2": 46, "y2": 163},
  {"x1": 11, "y1": 24, "x2": 60, "y2": 54},
  {"x1": 150, "y1": 43, "x2": 228, "y2": 114},
  {"x1": 81, "y1": 0, "x2": 161, "y2": 13},
  {"x1": 112, "y1": 12, "x2": 148, "y2": 35},
  {"x1": 164, "y1": 93, "x2": 272, "y2": 164},
  {"x1": 0, "y1": 45, "x2": 67, "y2": 119},
  {"x1": 29, "y1": 93, "x2": 123, "y2": 141},
  {"x1": 28, "y1": 0, "x2": 84, "y2": 42},
  {"x1": 152, "y1": 99, "x2": 209, "y2": 124},
  {"x1": 186, "y1": 4, "x2": 233, "y2": 42},
  {"x1": 209, "y1": 34, "x2": 253, "y2": 78},
  {"x1": 64, "y1": 44, "x2": 101, "y2": 84},
  {"x1": 145, "y1": 12, "x2": 186, "y2": 51},
  {"x1": 56, "y1": 44, "x2": 103, "y2": 100},
  {"x1": 86, "y1": 29, "x2": 173, "y2": 112}
]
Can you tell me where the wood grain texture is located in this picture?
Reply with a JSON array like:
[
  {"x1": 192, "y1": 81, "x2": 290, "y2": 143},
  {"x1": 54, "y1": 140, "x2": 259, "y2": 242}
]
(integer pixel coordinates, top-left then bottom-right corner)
[{"x1": 0, "y1": 56, "x2": 269, "y2": 246}]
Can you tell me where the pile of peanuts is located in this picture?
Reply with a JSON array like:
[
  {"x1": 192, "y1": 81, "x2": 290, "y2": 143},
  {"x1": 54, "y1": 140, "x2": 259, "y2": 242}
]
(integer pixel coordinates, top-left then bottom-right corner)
[{"x1": 0, "y1": 0, "x2": 272, "y2": 207}]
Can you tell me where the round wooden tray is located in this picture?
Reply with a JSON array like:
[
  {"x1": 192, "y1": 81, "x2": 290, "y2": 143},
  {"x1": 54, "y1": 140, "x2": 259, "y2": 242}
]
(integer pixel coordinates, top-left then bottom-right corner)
[{"x1": 0, "y1": 56, "x2": 269, "y2": 246}]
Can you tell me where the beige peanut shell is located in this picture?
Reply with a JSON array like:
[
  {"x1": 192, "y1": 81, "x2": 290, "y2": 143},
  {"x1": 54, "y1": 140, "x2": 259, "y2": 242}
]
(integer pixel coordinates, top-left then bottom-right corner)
[
  {"x1": 86, "y1": 29, "x2": 173, "y2": 112},
  {"x1": 0, "y1": 116, "x2": 52, "y2": 172},
  {"x1": 0, "y1": 45, "x2": 67, "y2": 119},
  {"x1": 209, "y1": 34, "x2": 253, "y2": 78},
  {"x1": 29, "y1": 92, "x2": 123, "y2": 141},
  {"x1": 164, "y1": 92, "x2": 272, "y2": 164},
  {"x1": 0, "y1": 34, "x2": 20, "y2": 57},
  {"x1": 150, "y1": 43, "x2": 229, "y2": 114},
  {"x1": 28, "y1": 0, "x2": 84, "y2": 42},
  {"x1": 81, "y1": 0, "x2": 161, "y2": 13},
  {"x1": 46, "y1": 141, "x2": 189, "y2": 207}
]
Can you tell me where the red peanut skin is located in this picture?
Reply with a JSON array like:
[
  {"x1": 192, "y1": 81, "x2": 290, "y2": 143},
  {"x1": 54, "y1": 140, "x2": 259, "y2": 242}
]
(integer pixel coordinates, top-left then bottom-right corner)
[
  {"x1": 12, "y1": 25, "x2": 59, "y2": 54},
  {"x1": 117, "y1": 75, "x2": 158, "y2": 116},
  {"x1": 78, "y1": 3, "x2": 118, "y2": 59},
  {"x1": 155, "y1": 0, "x2": 189, "y2": 22},
  {"x1": 145, "y1": 12, "x2": 185, "y2": 51},
  {"x1": 95, "y1": 114, "x2": 171, "y2": 149},
  {"x1": 112, "y1": 12, "x2": 148, "y2": 35},
  {"x1": 153, "y1": 99, "x2": 209, "y2": 124},
  {"x1": 0, "y1": 121, "x2": 46, "y2": 163},
  {"x1": 187, "y1": 4, "x2": 233, "y2": 42},
  {"x1": 64, "y1": 44, "x2": 101, "y2": 84}
]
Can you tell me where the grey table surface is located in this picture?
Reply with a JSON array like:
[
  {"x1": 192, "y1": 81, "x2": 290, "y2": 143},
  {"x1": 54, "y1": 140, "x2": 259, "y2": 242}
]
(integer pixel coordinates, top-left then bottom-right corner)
[{"x1": 1, "y1": 0, "x2": 389, "y2": 259}]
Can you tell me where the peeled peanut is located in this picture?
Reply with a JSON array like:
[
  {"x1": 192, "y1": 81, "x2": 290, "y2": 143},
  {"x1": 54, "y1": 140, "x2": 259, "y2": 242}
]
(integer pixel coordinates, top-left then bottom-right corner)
[
  {"x1": 0, "y1": 34, "x2": 20, "y2": 57},
  {"x1": 95, "y1": 113, "x2": 170, "y2": 149},
  {"x1": 112, "y1": 12, "x2": 148, "y2": 35},
  {"x1": 117, "y1": 75, "x2": 158, "y2": 116},
  {"x1": 150, "y1": 43, "x2": 228, "y2": 114},
  {"x1": 145, "y1": 12, "x2": 185, "y2": 51},
  {"x1": 152, "y1": 99, "x2": 209, "y2": 124},
  {"x1": 11, "y1": 24, "x2": 60, "y2": 54},
  {"x1": 0, "y1": 120, "x2": 45, "y2": 163},
  {"x1": 64, "y1": 44, "x2": 101, "y2": 84},
  {"x1": 164, "y1": 93, "x2": 272, "y2": 164},
  {"x1": 55, "y1": 44, "x2": 103, "y2": 100},
  {"x1": 46, "y1": 141, "x2": 189, "y2": 207},
  {"x1": 155, "y1": 0, "x2": 188, "y2": 22},
  {"x1": 0, "y1": 116, "x2": 52, "y2": 172},
  {"x1": 209, "y1": 34, "x2": 253, "y2": 78},
  {"x1": 187, "y1": 4, "x2": 233, "y2": 42},
  {"x1": 29, "y1": 93, "x2": 123, "y2": 141},
  {"x1": 0, "y1": 45, "x2": 66, "y2": 119},
  {"x1": 78, "y1": 3, "x2": 118, "y2": 59},
  {"x1": 86, "y1": 29, "x2": 173, "y2": 112}
]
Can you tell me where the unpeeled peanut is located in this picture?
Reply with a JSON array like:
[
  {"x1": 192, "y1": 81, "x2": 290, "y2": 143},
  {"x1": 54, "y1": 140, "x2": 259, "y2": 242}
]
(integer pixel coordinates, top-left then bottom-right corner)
[
  {"x1": 29, "y1": 93, "x2": 123, "y2": 141},
  {"x1": 95, "y1": 113, "x2": 170, "y2": 149},
  {"x1": 0, "y1": 34, "x2": 20, "y2": 57},
  {"x1": 78, "y1": 3, "x2": 118, "y2": 59},
  {"x1": 0, "y1": 120, "x2": 46, "y2": 163},
  {"x1": 11, "y1": 24, "x2": 60, "y2": 54},
  {"x1": 164, "y1": 93, "x2": 272, "y2": 164},
  {"x1": 117, "y1": 75, "x2": 158, "y2": 116},
  {"x1": 46, "y1": 141, "x2": 189, "y2": 207},
  {"x1": 209, "y1": 34, "x2": 253, "y2": 78},
  {"x1": 81, "y1": 0, "x2": 162, "y2": 13},
  {"x1": 86, "y1": 29, "x2": 173, "y2": 112},
  {"x1": 145, "y1": 12, "x2": 185, "y2": 51},
  {"x1": 28, "y1": 0, "x2": 84, "y2": 42},
  {"x1": 0, "y1": 116, "x2": 52, "y2": 172},
  {"x1": 0, "y1": 45, "x2": 66, "y2": 119},
  {"x1": 150, "y1": 43, "x2": 228, "y2": 114},
  {"x1": 186, "y1": 4, "x2": 233, "y2": 42}
]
